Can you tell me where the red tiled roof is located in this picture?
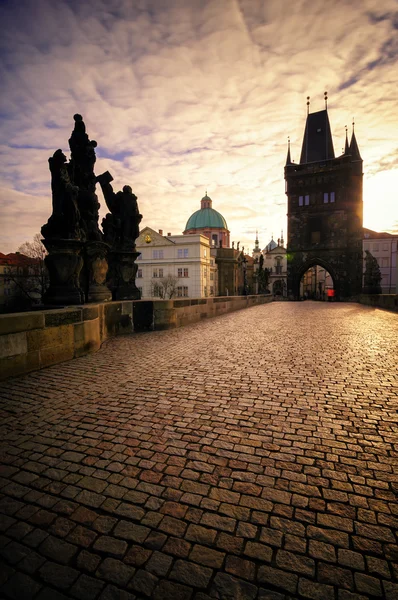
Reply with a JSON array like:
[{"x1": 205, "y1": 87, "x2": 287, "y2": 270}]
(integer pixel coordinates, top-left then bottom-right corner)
[{"x1": 0, "y1": 253, "x2": 40, "y2": 266}]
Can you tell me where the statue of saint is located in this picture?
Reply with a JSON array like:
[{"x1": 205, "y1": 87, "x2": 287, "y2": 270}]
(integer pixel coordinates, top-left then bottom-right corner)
[
  {"x1": 68, "y1": 114, "x2": 102, "y2": 241},
  {"x1": 41, "y1": 149, "x2": 81, "y2": 240},
  {"x1": 97, "y1": 171, "x2": 142, "y2": 250}
]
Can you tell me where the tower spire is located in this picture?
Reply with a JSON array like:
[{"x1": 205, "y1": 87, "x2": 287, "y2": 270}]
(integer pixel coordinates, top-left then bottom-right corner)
[
  {"x1": 324, "y1": 91, "x2": 328, "y2": 109},
  {"x1": 344, "y1": 125, "x2": 349, "y2": 154},
  {"x1": 349, "y1": 118, "x2": 361, "y2": 160},
  {"x1": 285, "y1": 136, "x2": 293, "y2": 165},
  {"x1": 307, "y1": 96, "x2": 310, "y2": 115},
  {"x1": 300, "y1": 94, "x2": 335, "y2": 163}
]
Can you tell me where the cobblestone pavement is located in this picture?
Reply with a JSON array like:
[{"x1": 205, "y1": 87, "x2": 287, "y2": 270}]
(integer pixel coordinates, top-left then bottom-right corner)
[{"x1": 0, "y1": 302, "x2": 397, "y2": 600}]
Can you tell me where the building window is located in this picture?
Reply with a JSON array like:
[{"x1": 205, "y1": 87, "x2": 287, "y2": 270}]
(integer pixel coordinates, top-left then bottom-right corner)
[
  {"x1": 137, "y1": 254, "x2": 142, "y2": 260},
  {"x1": 177, "y1": 249, "x2": 189, "y2": 258},
  {"x1": 178, "y1": 268, "x2": 182, "y2": 277},
  {"x1": 305, "y1": 195, "x2": 309, "y2": 205},
  {"x1": 159, "y1": 268, "x2": 163, "y2": 278},
  {"x1": 210, "y1": 286, "x2": 214, "y2": 296},
  {"x1": 153, "y1": 269, "x2": 158, "y2": 278},
  {"x1": 330, "y1": 191, "x2": 335, "y2": 202},
  {"x1": 153, "y1": 250, "x2": 164, "y2": 259},
  {"x1": 210, "y1": 272, "x2": 214, "y2": 281},
  {"x1": 137, "y1": 269, "x2": 142, "y2": 278},
  {"x1": 204, "y1": 286, "x2": 207, "y2": 297},
  {"x1": 204, "y1": 267, "x2": 207, "y2": 278},
  {"x1": 299, "y1": 196, "x2": 303, "y2": 206},
  {"x1": 183, "y1": 268, "x2": 189, "y2": 277},
  {"x1": 212, "y1": 234, "x2": 218, "y2": 246},
  {"x1": 177, "y1": 249, "x2": 183, "y2": 258},
  {"x1": 381, "y1": 257, "x2": 389, "y2": 268},
  {"x1": 137, "y1": 286, "x2": 142, "y2": 295},
  {"x1": 210, "y1": 259, "x2": 214, "y2": 266},
  {"x1": 373, "y1": 243, "x2": 379, "y2": 252},
  {"x1": 177, "y1": 286, "x2": 188, "y2": 297},
  {"x1": 382, "y1": 243, "x2": 388, "y2": 251},
  {"x1": 311, "y1": 231, "x2": 321, "y2": 244},
  {"x1": 323, "y1": 192, "x2": 329, "y2": 203},
  {"x1": 204, "y1": 249, "x2": 207, "y2": 257}
]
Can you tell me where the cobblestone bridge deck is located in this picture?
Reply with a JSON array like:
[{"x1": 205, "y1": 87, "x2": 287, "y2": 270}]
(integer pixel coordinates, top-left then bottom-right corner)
[{"x1": 0, "y1": 302, "x2": 397, "y2": 600}]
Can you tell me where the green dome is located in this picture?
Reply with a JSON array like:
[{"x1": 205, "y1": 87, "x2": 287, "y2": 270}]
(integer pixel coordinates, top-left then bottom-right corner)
[{"x1": 185, "y1": 207, "x2": 228, "y2": 231}]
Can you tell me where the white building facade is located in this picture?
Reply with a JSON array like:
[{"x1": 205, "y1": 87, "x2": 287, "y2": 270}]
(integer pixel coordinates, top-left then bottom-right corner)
[
  {"x1": 135, "y1": 227, "x2": 218, "y2": 299},
  {"x1": 363, "y1": 229, "x2": 398, "y2": 294}
]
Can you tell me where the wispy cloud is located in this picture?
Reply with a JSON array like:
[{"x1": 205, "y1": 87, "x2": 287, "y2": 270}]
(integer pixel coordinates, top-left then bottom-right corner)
[{"x1": 0, "y1": 0, "x2": 397, "y2": 252}]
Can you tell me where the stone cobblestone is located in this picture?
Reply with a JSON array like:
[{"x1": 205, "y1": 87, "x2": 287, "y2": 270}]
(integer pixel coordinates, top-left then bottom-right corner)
[{"x1": 0, "y1": 302, "x2": 397, "y2": 599}]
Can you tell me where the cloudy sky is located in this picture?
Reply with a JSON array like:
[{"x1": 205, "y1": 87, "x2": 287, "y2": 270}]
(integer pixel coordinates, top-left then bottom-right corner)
[{"x1": 0, "y1": 0, "x2": 397, "y2": 254}]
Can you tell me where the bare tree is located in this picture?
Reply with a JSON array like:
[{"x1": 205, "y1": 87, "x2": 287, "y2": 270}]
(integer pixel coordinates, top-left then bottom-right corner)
[
  {"x1": 2, "y1": 234, "x2": 49, "y2": 310},
  {"x1": 17, "y1": 233, "x2": 46, "y2": 260},
  {"x1": 151, "y1": 274, "x2": 180, "y2": 299}
]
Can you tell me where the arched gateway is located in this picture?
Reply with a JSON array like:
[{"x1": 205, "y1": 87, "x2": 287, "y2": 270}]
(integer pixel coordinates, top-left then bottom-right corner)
[{"x1": 285, "y1": 98, "x2": 363, "y2": 300}]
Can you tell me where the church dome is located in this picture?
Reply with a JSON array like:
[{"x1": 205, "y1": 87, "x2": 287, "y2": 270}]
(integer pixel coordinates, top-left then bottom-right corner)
[
  {"x1": 263, "y1": 238, "x2": 278, "y2": 252},
  {"x1": 184, "y1": 195, "x2": 228, "y2": 231}
]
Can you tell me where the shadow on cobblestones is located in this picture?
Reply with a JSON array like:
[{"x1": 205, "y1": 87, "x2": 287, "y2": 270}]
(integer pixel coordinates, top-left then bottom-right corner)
[{"x1": 0, "y1": 302, "x2": 397, "y2": 599}]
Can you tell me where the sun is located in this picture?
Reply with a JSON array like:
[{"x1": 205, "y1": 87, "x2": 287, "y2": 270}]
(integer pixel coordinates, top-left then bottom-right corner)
[{"x1": 363, "y1": 169, "x2": 398, "y2": 233}]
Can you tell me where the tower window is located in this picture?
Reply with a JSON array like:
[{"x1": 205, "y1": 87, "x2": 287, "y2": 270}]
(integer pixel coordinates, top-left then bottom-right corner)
[
  {"x1": 305, "y1": 195, "x2": 309, "y2": 205},
  {"x1": 330, "y1": 192, "x2": 335, "y2": 203},
  {"x1": 324, "y1": 193, "x2": 329, "y2": 203},
  {"x1": 299, "y1": 196, "x2": 303, "y2": 206}
]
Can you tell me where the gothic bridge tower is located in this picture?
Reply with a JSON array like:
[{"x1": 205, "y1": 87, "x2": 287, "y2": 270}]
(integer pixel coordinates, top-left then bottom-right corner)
[{"x1": 285, "y1": 95, "x2": 363, "y2": 299}]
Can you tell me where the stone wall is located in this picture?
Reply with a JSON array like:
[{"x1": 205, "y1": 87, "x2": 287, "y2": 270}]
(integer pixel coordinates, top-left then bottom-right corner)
[
  {"x1": 0, "y1": 295, "x2": 271, "y2": 380},
  {"x1": 359, "y1": 294, "x2": 398, "y2": 312}
]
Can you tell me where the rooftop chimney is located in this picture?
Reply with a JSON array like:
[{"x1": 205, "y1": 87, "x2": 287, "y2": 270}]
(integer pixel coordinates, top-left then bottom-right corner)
[
  {"x1": 159, "y1": 229, "x2": 163, "y2": 235},
  {"x1": 167, "y1": 232, "x2": 171, "y2": 236}
]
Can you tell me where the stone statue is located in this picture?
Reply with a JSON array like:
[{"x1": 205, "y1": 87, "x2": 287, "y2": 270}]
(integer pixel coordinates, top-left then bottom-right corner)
[
  {"x1": 68, "y1": 114, "x2": 102, "y2": 241},
  {"x1": 41, "y1": 149, "x2": 81, "y2": 240},
  {"x1": 97, "y1": 171, "x2": 142, "y2": 250}
]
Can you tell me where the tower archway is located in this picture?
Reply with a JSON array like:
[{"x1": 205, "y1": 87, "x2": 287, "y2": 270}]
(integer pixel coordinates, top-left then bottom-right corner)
[{"x1": 297, "y1": 258, "x2": 337, "y2": 300}]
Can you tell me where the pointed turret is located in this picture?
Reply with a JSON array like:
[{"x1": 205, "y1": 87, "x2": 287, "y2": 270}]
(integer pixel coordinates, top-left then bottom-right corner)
[
  {"x1": 344, "y1": 126, "x2": 349, "y2": 154},
  {"x1": 349, "y1": 121, "x2": 361, "y2": 160},
  {"x1": 300, "y1": 96, "x2": 335, "y2": 163},
  {"x1": 285, "y1": 137, "x2": 293, "y2": 166}
]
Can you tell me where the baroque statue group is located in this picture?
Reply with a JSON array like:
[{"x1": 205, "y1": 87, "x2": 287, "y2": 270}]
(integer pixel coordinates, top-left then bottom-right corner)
[{"x1": 41, "y1": 114, "x2": 142, "y2": 305}]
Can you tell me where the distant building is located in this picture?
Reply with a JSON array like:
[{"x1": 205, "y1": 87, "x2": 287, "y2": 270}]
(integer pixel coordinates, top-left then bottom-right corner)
[
  {"x1": 183, "y1": 193, "x2": 230, "y2": 248},
  {"x1": 363, "y1": 228, "x2": 398, "y2": 294},
  {"x1": 0, "y1": 252, "x2": 42, "y2": 312},
  {"x1": 262, "y1": 236, "x2": 287, "y2": 296},
  {"x1": 135, "y1": 227, "x2": 217, "y2": 298}
]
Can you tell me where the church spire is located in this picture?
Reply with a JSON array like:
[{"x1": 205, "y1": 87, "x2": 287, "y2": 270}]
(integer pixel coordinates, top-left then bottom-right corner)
[
  {"x1": 253, "y1": 230, "x2": 260, "y2": 253},
  {"x1": 349, "y1": 119, "x2": 362, "y2": 160}
]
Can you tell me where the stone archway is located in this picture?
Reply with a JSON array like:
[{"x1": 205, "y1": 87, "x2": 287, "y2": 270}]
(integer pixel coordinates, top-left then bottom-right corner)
[{"x1": 296, "y1": 258, "x2": 339, "y2": 301}]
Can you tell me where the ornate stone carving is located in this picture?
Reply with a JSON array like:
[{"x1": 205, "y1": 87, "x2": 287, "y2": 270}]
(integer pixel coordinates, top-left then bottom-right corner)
[
  {"x1": 42, "y1": 239, "x2": 84, "y2": 305},
  {"x1": 108, "y1": 251, "x2": 141, "y2": 300},
  {"x1": 83, "y1": 241, "x2": 112, "y2": 303}
]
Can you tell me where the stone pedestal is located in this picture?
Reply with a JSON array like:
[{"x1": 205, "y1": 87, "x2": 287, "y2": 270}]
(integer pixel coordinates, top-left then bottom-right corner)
[
  {"x1": 42, "y1": 239, "x2": 84, "y2": 305},
  {"x1": 109, "y1": 251, "x2": 141, "y2": 300},
  {"x1": 84, "y1": 241, "x2": 112, "y2": 303}
]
